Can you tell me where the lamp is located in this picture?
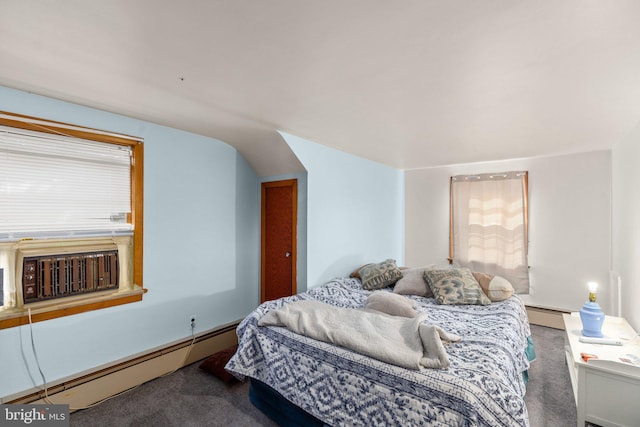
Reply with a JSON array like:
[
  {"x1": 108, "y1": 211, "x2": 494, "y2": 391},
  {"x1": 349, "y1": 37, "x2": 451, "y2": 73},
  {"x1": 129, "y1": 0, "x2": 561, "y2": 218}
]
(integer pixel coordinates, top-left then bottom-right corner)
[{"x1": 580, "y1": 281, "x2": 604, "y2": 338}]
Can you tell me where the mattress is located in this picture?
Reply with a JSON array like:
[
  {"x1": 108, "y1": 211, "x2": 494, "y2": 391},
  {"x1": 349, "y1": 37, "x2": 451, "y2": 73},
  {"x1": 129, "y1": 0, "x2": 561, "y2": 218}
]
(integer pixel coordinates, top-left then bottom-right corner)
[{"x1": 226, "y1": 277, "x2": 533, "y2": 426}]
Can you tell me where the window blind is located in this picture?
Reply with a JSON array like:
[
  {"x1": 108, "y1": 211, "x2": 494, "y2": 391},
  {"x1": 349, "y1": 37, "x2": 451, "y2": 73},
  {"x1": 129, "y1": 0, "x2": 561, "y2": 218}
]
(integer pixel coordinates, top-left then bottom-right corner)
[{"x1": 0, "y1": 125, "x2": 132, "y2": 239}]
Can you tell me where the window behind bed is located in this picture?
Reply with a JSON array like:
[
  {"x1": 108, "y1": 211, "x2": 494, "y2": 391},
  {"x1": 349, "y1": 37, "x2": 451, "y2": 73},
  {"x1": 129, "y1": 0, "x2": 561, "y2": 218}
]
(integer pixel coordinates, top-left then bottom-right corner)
[{"x1": 449, "y1": 171, "x2": 529, "y2": 293}]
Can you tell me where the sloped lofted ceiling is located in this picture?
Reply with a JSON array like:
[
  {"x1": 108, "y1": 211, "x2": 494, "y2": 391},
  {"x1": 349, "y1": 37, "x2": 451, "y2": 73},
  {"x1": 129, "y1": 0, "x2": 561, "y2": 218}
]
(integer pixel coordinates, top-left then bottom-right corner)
[{"x1": 1, "y1": 1, "x2": 639, "y2": 176}]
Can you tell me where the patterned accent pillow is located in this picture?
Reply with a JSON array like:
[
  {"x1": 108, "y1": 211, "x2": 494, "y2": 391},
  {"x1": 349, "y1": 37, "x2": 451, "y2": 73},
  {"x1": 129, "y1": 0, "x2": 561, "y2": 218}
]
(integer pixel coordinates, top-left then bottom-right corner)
[
  {"x1": 364, "y1": 291, "x2": 417, "y2": 318},
  {"x1": 472, "y1": 272, "x2": 514, "y2": 302},
  {"x1": 358, "y1": 259, "x2": 403, "y2": 290},
  {"x1": 423, "y1": 268, "x2": 491, "y2": 305},
  {"x1": 349, "y1": 263, "x2": 371, "y2": 279},
  {"x1": 393, "y1": 267, "x2": 434, "y2": 297}
]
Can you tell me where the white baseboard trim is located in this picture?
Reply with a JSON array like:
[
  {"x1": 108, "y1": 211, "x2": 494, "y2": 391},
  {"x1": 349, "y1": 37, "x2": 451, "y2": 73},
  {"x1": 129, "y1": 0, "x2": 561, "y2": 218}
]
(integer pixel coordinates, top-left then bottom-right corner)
[{"x1": 3, "y1": 320, "x2": 240, "y2": 409}]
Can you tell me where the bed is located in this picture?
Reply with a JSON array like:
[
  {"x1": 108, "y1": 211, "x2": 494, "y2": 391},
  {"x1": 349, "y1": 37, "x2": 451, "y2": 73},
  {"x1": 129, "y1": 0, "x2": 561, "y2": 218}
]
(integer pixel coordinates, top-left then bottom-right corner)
[{"x1": 226, "y1": 276, "x2": 534, "y2": 426}]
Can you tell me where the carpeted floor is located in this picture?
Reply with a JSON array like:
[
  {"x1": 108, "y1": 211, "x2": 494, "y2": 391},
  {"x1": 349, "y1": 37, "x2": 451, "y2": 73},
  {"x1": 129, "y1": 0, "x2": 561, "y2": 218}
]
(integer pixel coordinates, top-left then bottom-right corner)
[
  {"x1": 71, "y1": 324, "x2": 576, "y2": 426},
  {"x1": 525, "y1": 324, "x2": 577, "y2": 427},
  {"x1": 70, "y1": 361, "x2": 275, "y2": 427}
]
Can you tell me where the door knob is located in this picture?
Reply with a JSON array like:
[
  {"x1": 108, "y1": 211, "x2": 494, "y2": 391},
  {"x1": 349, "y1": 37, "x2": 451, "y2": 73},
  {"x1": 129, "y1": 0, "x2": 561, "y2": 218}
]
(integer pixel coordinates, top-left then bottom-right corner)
[{"x1": 285, "y1": 252, "x2": 291, "y2": 257}]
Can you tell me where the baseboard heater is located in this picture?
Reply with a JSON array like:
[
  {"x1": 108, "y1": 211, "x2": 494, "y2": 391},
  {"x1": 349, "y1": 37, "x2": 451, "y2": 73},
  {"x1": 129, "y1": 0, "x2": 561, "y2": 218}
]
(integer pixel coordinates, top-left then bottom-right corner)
[
  {"x1": 23, "y1": 250, "x2": 118, "y2": 303},
  {"x1": 526, "y1": 305, "x2": 570, "y2": 330},
  {"x1": 3, "y1": 321, "x2": 240, "y2": 407}
]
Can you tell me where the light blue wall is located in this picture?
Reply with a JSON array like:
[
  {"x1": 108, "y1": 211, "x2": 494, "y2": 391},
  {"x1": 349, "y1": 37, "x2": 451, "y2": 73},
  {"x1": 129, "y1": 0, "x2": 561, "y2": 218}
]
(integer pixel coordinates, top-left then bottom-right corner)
[
  {"x1": 280, "y1": 132, "x2": 404, "y2": 288},
  {"x1": 0, "y1": 86, "x2": 260, "y2": 398}
]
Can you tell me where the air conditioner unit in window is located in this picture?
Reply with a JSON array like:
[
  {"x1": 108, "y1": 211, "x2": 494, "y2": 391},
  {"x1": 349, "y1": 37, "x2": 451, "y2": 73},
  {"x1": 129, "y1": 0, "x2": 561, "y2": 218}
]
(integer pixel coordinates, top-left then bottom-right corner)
[{"x1": 22, "y1": 250, "x2": 119, "y2": 303}]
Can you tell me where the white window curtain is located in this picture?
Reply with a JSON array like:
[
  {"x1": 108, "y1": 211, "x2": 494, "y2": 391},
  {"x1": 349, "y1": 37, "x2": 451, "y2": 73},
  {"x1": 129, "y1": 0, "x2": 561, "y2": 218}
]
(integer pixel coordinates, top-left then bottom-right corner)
[
  {"x1": 450, "y1": 171, "x2": 529, "y2": 293},
  {"x1": 0, "y1": 125, "x2": 133, "y2": 240}
]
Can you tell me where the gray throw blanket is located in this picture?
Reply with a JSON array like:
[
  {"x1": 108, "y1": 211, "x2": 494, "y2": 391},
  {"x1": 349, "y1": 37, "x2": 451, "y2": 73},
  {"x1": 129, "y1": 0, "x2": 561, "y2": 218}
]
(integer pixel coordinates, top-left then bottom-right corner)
[{"x1": 258, "y1": 300, "x2": 461, "y2": 370}]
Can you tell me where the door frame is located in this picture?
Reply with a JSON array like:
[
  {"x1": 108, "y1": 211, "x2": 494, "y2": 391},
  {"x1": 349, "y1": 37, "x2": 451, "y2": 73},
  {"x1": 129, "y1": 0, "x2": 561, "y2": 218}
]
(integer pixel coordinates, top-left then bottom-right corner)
[{"x1": 260, "y1": 179, "x2": 297, "y2": 302}]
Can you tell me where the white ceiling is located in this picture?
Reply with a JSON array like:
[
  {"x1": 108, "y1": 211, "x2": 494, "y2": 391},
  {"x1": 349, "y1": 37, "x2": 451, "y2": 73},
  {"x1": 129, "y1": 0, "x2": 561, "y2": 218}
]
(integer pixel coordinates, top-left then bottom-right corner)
[{"x1": 1, "y1": 1, "x2": 639, "y2": 176}]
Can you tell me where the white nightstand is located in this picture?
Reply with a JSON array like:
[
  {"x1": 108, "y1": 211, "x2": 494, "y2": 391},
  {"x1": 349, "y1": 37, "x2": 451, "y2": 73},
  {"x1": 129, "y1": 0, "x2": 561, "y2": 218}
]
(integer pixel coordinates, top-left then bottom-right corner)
[{"x1": 563, "y1": 313, "x2": 640, "y2": 427}]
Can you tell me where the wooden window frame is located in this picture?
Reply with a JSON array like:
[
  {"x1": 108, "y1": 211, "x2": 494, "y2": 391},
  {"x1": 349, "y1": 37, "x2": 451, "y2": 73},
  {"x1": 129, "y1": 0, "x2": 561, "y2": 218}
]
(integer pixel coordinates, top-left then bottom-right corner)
[{"x1": 0, "y1": 111, "x2": 144, "y2": 329}]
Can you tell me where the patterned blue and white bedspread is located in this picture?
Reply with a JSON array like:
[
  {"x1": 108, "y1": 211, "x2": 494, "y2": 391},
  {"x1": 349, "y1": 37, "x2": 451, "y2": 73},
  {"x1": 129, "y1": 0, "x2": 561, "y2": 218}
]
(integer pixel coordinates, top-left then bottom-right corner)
[{"x1": 226, "y1": 278, "x2": 532, "y2": 426}]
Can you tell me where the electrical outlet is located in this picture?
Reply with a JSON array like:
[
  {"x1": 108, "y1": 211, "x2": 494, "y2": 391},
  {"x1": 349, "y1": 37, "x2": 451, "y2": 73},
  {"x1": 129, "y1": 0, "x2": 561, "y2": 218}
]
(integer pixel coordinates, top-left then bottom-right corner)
[{"x1": 190, "y1": 315, "x2": 196, "y2": 329}]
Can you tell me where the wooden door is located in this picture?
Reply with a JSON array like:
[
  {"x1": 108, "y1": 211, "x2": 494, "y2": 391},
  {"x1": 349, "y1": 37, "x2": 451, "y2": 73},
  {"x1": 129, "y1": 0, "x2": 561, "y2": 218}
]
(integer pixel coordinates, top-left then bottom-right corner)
[{"x1": 261, "y1": 179, "x2": 297, "y2": 302}]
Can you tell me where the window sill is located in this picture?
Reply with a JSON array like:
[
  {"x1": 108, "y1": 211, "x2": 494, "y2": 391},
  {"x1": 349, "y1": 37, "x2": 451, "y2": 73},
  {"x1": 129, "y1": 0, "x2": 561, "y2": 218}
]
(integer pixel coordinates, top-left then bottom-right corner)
[{"x1": 0, "y1": 286, "x2": 147, "y2": 330}]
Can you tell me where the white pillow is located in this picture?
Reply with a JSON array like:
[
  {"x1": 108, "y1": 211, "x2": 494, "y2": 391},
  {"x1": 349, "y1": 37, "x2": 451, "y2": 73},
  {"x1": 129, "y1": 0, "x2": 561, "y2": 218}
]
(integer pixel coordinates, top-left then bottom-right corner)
[
  {"x1": 393, "y1": 267, "x2": 433, "y2": 297},
  {"x1": 486, "y1": 275, "x2": 514, "y2": 301}
]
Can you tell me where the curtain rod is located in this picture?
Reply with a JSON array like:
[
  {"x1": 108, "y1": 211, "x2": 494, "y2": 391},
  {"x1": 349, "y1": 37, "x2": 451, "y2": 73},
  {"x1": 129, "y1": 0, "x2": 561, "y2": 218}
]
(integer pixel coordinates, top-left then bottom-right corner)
[{"x1": 451, "y1": 171, "x2": 526, "y2": 181}]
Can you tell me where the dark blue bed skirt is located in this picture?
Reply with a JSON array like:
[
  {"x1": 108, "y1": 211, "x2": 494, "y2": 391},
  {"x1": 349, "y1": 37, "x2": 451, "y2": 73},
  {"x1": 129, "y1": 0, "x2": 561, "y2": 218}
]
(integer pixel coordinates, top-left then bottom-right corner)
[{"x1": 249, "y1": 378, "x2": 328, "y2": 427}]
